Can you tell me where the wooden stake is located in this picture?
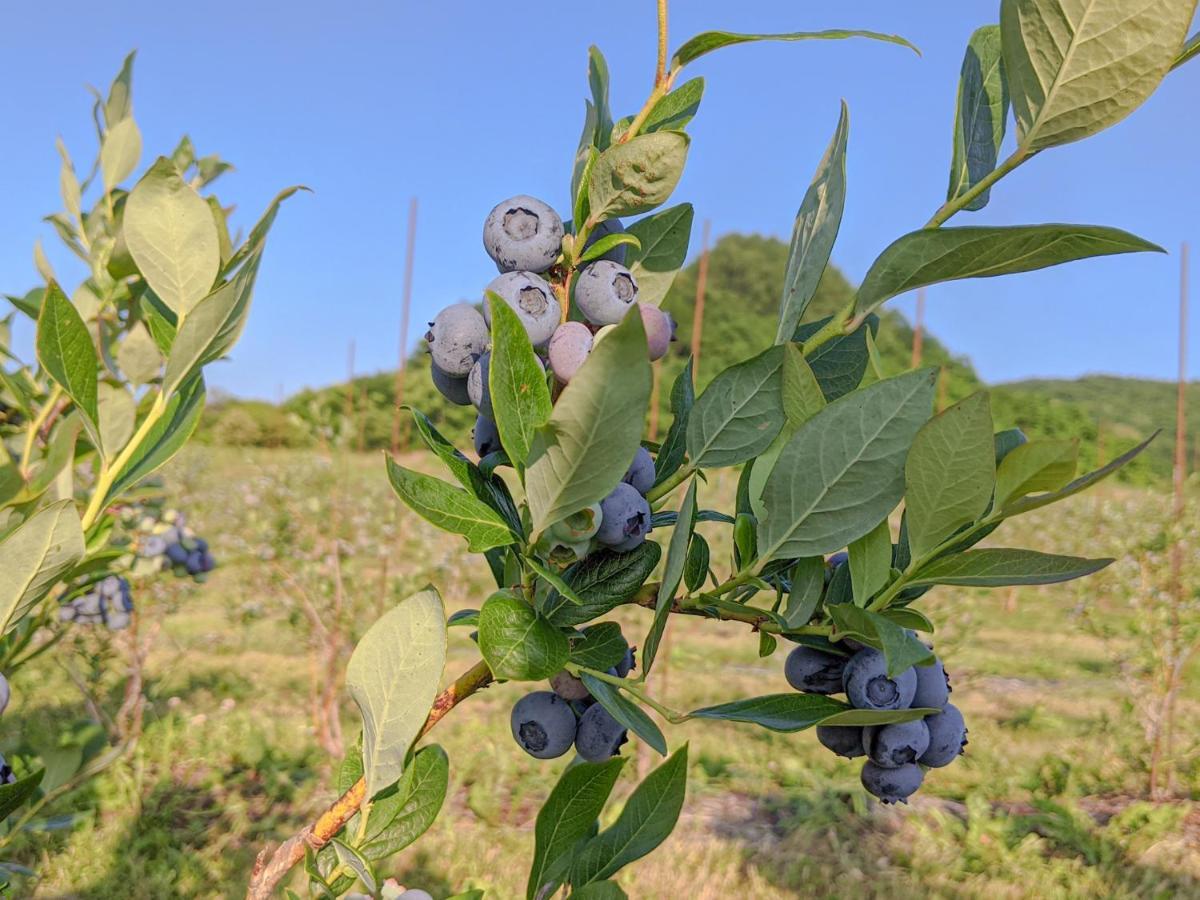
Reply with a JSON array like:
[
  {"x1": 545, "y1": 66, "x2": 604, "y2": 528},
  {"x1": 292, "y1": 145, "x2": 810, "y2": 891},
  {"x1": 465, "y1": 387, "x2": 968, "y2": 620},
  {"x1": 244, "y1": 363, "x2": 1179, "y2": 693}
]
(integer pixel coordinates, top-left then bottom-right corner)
[
  {"x1": 690, "y1": 219, "x2": 712, "y2": 384},
  {"x1": 392, "y1": 197, "x2": 419, "y2": 455},
  {"x1": 911, "y1": 287, "x2": 926, "y2": 368}
]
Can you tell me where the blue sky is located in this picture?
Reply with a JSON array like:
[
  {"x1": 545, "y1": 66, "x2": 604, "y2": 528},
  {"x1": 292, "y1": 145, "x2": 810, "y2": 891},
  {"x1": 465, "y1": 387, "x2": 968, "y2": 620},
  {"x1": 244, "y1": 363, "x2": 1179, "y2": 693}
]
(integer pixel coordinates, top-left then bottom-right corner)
[{"x1": 2, "y1": 2, "x2": 1197, "y2": 400}]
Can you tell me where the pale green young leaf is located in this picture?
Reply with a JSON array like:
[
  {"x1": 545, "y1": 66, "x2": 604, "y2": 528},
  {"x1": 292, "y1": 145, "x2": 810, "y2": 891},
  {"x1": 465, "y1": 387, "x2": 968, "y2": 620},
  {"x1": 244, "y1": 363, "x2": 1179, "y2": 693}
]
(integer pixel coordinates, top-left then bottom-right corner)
[
  {"x1": 36, "y1": 282, "x2": 99, "y2": 445},
  {"x1": 848, "y1": 518, "x2": 892, "y2": 606},
  {"x1": 221, "y1": 186, "x2": 308, "y2": 277},
  {"x1": 671, "y1": 29, "x2": 919, "y2": 69},
  {"x1": 994, "y1": 439, "x2": 1078, "y2": 506},
  {"x1": 56, "y1": 138, "x2": 81, "y2": 222},
  {"x1": 589, "y1": 46, "x2": 613, "y2": 151},
  {"x1": 478, "y1": 591, "x2": 569, "y2": 680},
  {"x1": 346, "y1": 587, "x2": 446, "y2": 798},
  {"x1": 124, "y1": 157, "x2": 220, "y2": 316},
  {"x1": 910, "y1": 548, "x2": 1112, "y2": 586},
  {"x1": 385, "y1": 457, "x2": 515, "y2": 553},
  {"x1": 904, "y1": 392, "x2": 996, "y2": 558},
  {"x1": 97, "y1": 383, "x2": 135, "y2": 461},
  {"x1": 587, "y1": 132, "x2": 689, "y2": 221},
  {"x1": 758, "y1": 368, "x2": 936, "y2": 562},
  {"x1": 117, "y1": 323, "x2": 162, "y2": 386},
  {"x1": 104, "y1": 50, "x2": 135, "y2": 126},
  {"x1": 947, "y1": 26, "x2": 1009, "y2": 211},
  {"x1": 686, "y1": 345, "x2": 785, "y2": 468},
  {"x1": 624, "y1": 203, "x2": 693, "y2": 309},
  {"x1": 1001, "y1": 432, "x2": 1156, "y2": 516},
  {"x1": 642, "y1": 77, "x2": 704, "y2": 133},
  {"x1": 1002, "y1": 0, "x2": 1197, "y2": 152},
  {"x1": 33, "y1": 240, "x2": 56, "y2": 284},
  {"x1": 776, "y1": 102, "x2": 849, "y2": 343},
  {"x1": 487, "y1": 292, "x2": 552, "y2": 473},
  {"x1": 0, "y1": 500, "x2": 85, "y2": 635},
  {"x1": 100, "y1": 116, "x2": 142, "y2": 192},
  {"x1": 525, "y1": 310, "x2": 651, "y2": 534}
]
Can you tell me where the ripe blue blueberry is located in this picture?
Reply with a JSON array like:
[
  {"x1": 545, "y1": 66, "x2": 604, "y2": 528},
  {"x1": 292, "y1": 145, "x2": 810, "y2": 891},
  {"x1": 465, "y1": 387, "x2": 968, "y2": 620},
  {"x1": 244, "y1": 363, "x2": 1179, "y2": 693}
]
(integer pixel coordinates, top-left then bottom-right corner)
[
  {"x1": 622, "y1": 446, "x2": 655, "y2": 495},
  {"x1": 0, "y1": 672, "x2": 9, "y2": 716},
  {"x1": 863, "y1": 719, "x2": 931, "y2": 768},
  {"x1": 431, "y1": 363, "x2": 472, "y2": 406},
  {"x1": 398, "y1": 891, "x2": 435, "y2": 900},
  {"x1": 510, "y1": 691, "x2": 577, "y2": 759},
  {"x1": 473, "y1": 416, "x2": 502, "y2": 457},
  {"x1": 484, "y1": 272, "x2": 561, "y2": 349},
  {"x1": 784, "y1": 646, "x2": 846, "y2": 695},
  {"x1": 816, "y1": 725, "x2": 865, "y2": 759},
  {"x1": 425, "y1": 303, "x2": 490, "y2": 376},
  {"x1": 614, "y1": 646, "x2": 636, "y2": 679},
  {"x1": 861, "y1": 760, "x2": 923, "y2": 804},
  {"x1": 574, "y1": 261, "x2": 639, "y2": 325},
  {"x1": 574, "y1": 702, "x2": 628, "y2": 762},
  {"x1": 919, "y1": 703, "x2": 967, "y2": 767},
  {"x1": 638, "y1": 304, "x2": 676, "y2": 361},
  {"x1": 165, "y1": 543, "x2": 189, "y2": 565},
  {"x1": 550, "y1": 670, "x2": 591, "y2": 701},
  {"x1": 843, "y1": 648, "x2": 917, "y2": 711},
  {"x1": 0, "y1": 752, "x2": 15, "y2": 785},
  {"x1": 141, "y1": 535, "x2": 167, "y2": 558},
  {"x1": 596, "y1": 483, "x2": 651, "y2": 551},
  {"x1": 548, "y1": 321, "x2": 593, "y2": 383},
  {"x1": 912, "y1": 656, "x2": 951, "y2": 710},
  {"x1": 483, "y1": 195, "x2": 564, "y2": 274}
]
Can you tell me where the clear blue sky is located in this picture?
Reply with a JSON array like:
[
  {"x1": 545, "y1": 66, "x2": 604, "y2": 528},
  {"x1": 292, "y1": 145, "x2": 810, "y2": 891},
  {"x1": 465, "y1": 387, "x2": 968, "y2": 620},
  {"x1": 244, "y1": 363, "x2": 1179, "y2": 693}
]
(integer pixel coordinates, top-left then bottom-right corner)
[{"x1": 2, "y1": 2, "x2": 1197, "y2": 400}]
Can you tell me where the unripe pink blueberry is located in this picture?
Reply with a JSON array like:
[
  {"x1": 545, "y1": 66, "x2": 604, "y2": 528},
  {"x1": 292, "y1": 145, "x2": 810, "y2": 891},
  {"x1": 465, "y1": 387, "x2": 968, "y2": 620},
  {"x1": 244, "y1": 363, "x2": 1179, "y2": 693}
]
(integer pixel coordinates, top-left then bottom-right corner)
[
  {"x1": 638, "y1": 304, "x2": 676, "y2": 360},
  {"x1": 548, "y1": 322, "x2": 593, "y2": 383}
]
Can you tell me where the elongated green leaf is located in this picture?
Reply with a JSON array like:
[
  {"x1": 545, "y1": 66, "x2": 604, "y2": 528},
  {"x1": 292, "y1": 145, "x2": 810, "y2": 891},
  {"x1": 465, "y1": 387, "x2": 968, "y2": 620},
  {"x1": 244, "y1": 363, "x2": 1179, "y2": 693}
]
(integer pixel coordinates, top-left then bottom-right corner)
[
  {"x1": 569, "y1": 746, "x2": 687, "y2": 887},
  {"x1": 947, "y1": 26, "x2": 1009, "y2": 211},
  {"x1": 653, "y1": 357, "x2": 694, "y2": 486},
  {"x1": 783, "y1": 557, "x2": 825, "y2": 628},
  {"x1": 528, "y1": 758, "x2": 625, "y2": 900},
  {"x1": 528, "y1": 557, "x2": 584, "y2": 607},
  {"x1": 643, "y1": 77, "x2": 704, "y2": 133},
  {"x1": 911, "y1": 548, "x2": 1111, "y2": 586},
  {"x1": 1002, "y1": 0, "x2": 1197, "y2": 152},
  {"x1": 346, "y1": 587, "x2": 446, "y2": 797},
  {"x1": 994, "y1": 439, "x2": 1078, "y2": 507},
  {"x1": 97, "y1": 383, "x2": 135, "y2": 461},
  {"x1": 579, "y1": 674, "x2": 667, "y2": 756},
  {"x1": 818, "y1": 707, "x2": 939, "y2": 727},
  {"x1": 526, "y1": 310, "x2": 651, "y2": 534},
  {"x1": 671, "y1": 29, "x2": 918, "y2": 69},
  {"x1": 570, "y1": 623, "x2": 629, "y2": 670},
  {"x1": 589, "y1": 46, "x2": 613, "y2": 151},
  {"x1": 36, "y1": 282, "x2": 99, "y2": 443},
  {"x1": 572, "y1": 102, "x2": 599, "y2": 216},
  {"x1": 856, "y1": 225, "x2": 1163, "y2": 316},
  {"x1": 330, "y1": 839, "x2": 376, "y2": 894},
  {"x1": 0, "y1": 770, "x2": 45, "y2": 824},
  {"x1": 642, "y1": 479, "x2": 696, "y2": 675},
  {"x1": 104, "y1": 50, "x2": 135, "y2": 125},
  {"x1": 479, "y1": 591, "x2": 569, "y2": 680},
  {"x1": 795, "y1": 315, "x2": 876, "y2": 401},
  {"x1": 0, "y1": 500, "x2": 85, "y2": 635},
  {"x1": 107, "y1": 376, "x2": 206, "y2": 501},
  {"x1": 686, "y1": 345, "x2": 785, "y2": 468},
  {"x1": 904, "y1": 392, "x2": 996, "y2": 557},
  {"x1": 570, "y1": 882, "x2": 628, "y2": 900},
  {"x1": 848, "y1": 518, "x2": 892, "y2": 606},
  {"x1": 624, "y1": 204, "x2": 693, "y2": 308},
  {"x1": 827, "y1": 605, "x2": 934, "y2": 676},
  {"x1": 221, "y1": 186, "x2": 307, "y2": 277},
  {"x1": 578, "y1": 232, "x2": 641, "y2": 264},
  {"x1": 749, "y1": 346, "x2": 825, "y2": 520},
  {"x1": 116, "y1": 323, "x2": 161, "y2": 385},
  {"x1": 541, "y1": 543, "x2": 662, "y2": 626},
  {"x1": 776, "y1": 102, "x2": 849, "y2": 344},
  {"x1": 123, "y1": 157, "x2": 219, "y2": 316},
  {"x1": 361, "y1": 745, "x2": 449, "y2": 860},
  {"x1": 689, "y1": 693, "x2": 931, "y2": 731},
  {"x1": 587, "y1": 133, "x2": 689, "y2": 220},
  {"x1": 758, "y1": 369, "x2": 936, "y2": 562},
  {"x1": 385, "y1": 457, "x2": 514, "y2": 553},
  {"x1": 100, "y1": 116, "x2": 142, "y2": 192},
  {"x1": 488, "y1": 294, "x2": 552, "y2": 473},
  {"x1": 1001, "y1": 432, "x2": 1156, "y2": 516}
]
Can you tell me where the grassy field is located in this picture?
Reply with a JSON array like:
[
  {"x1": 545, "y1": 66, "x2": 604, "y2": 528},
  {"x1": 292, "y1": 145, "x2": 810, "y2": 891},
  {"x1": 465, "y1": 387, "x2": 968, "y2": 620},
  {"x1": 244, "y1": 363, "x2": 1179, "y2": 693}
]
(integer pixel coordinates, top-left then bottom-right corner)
[{"x1": 2, "y1": 444, "x2": 1198, "y2": 899}]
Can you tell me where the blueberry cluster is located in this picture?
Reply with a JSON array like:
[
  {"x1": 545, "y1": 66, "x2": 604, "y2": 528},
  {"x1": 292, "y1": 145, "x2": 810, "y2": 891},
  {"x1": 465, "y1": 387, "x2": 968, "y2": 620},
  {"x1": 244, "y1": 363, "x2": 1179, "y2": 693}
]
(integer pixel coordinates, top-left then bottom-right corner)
[
  {"x1": 136, "y1": 509, "x2": 215, "y2": 581},
  {"x1": 510, "y1": 648, "x2": 636, "y2": 763},
  {"x1": 426, "y1": 194, "x2": 675, "y2": 467},
  {"x1": 59, "y1": 576, "x2": 134, "y2": 630},
  {"x1": 785, "y1": 630, "x2": 967, "y2": 804}
]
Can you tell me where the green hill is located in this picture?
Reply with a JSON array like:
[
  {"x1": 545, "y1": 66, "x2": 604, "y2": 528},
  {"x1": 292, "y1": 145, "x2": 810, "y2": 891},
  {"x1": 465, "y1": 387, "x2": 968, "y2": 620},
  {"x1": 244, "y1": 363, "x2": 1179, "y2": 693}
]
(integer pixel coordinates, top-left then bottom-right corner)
[{"x1": 199, "y1": 233, "x2": 1192, "y2": 486}]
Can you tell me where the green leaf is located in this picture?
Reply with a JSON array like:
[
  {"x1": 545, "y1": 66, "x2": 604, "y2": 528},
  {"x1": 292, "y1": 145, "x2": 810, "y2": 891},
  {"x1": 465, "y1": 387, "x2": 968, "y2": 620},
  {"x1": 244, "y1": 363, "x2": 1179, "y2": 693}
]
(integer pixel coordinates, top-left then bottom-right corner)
[
  {"x1": 642, "y1": 479, "x2": 697, "y2": 676},
  {"x1": 624, "y1": 204, "x2": 694, "y2": 309},
  {"x1": 578, "y1": 232, "x2": 641, "y2": 265},
  {"x1": 652, "y1": 357, "x2": 695, "y2": 486},
  {"x1": 385, "y1": 456, "x2": 515, "y2": 553},
  {"x1": 947, "y1": 26, "x2": 1009, "y2": 211},
  {"x1": 783, "y1": 557, "x2": 825, "y2": 628},
  {"x1": 526, "y1": 309, "x2": 651, "y2": 535},
  {"x1": 487, "y1": 293, "x2": 552, "y2": 473},
  {"x1": 686, "y1": 345, "x2": 785, "y2": 468},
  {"x1": 848, "y1": 518, "x2": 892, "y2": 606},
  {"x1": 776, "y1": 102, "x2": 849, "y2": 344},
  {"x1": 479, "y1": 591, "x2": 569, "y2": 680},
  {"x1": 330, "y1": 839, "x2": 376, "y2": 895},
  {"x1": 1000, "y1": 432, "x2": 1156, "y2": 516},
  {"x1": 643, "y1": 77, "x2": 704, "y2": 133},
  {"x1": 817, "y1": 707, "x2": 938, "y2": 727},
  {"x1": 116, "y1": 323, "x2": 161, "y2": 385},
  {"x1": 97, "y1": 383, "x2": 136, "y2": 461},
  {"x1": 827, "y1": 605, "x2": 934, "y2": 676},
  {"x1": 528, "y1": 557, "x2": 585, "y2": 607},
  {"x1": 910, "y1": 548, "x2": 1112, "y2": 587},
  {"x1": 106, "y1": 376, "x2": 206, "y2": 501},
  {"x1": 671, "y1": 29, "x2": 919, "y2": 69},
  {"x1": 104, "y1": 51, "x2": 135, "y2": 126},
  {"x1": 36, "y1": 282, "x2": 99, "y2": 444},
  {"x1": 345, "y1": 587, "x2": 446, "y2": 798},
  {"x1": 579, "y1": 674, "x2": 667, "y2": 756},
  {"x1": 683, "y1": 534, "x2": 710, "y2": 593},
  {"x1": 589, "y1": 46, "x2": 613, "y2": 151},
  {"x1": 856, "y1": 225, "x2": 1163, "y2": 316},
  {"x1": 569, "y1": 746, "x2": 687, "y2": 887},
  {"x1": 100, "y1": 116, "x2": 142, "y2": 192},
  {"x1": 587, "y1": 132, "x2": 689, "y2": 220},
  {"x1": 571, "y1": 882, "x2": 628, "y2": 900},
  {"x1": 570, "y1": 623, "x2": 629, "y2": 670},
  {"x1": 527, "y1": 758, "x2": 625, "y2": 900},
  {"x1": 541, "y1": 543, "x2": 662, "y2": 627},
  {"x1": 0, "y1": 500, "x2": 86, "y2": 636},
  {"x1": 221, "y1": 186, "x2": 307, "y2": 277},
  {"x1": 904, "y1": 392, "x2": 996, "y2": 558},
  {"x1": 572, "y1": 103, "x2": 599, "y2": 219},
  {"x1": 758, "y1": 368, "x2": 937, "y2": 562},
  {"x1": 123, "y1": 158, "x2": 219, "y2": 316},
  {"x1": 994, "y1": 439, "x2": 1078, "y2": 507},
  {"x1": 689, "y1": 693, "x2": 931, "y2": 731},
  {"x1": 795, "y1": 315, "x2": 876, "y2": 402},
  {"x1": 0, "y1": 770, "x2": 44, "y2": 824},
  {"x1": 1002, "y1": 0, "x2": 1197, "y2": 152},
  {"x1": 361, "y1": 745, "x2": 449, "y2": 860}
]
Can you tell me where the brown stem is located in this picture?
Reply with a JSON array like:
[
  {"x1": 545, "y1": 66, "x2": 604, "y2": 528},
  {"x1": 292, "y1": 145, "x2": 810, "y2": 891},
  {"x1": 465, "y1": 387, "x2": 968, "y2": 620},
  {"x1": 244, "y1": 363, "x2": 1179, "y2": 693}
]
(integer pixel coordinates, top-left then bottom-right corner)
[{"x1": 245, "y1": 659, "x2": 494, "y2": 899}]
